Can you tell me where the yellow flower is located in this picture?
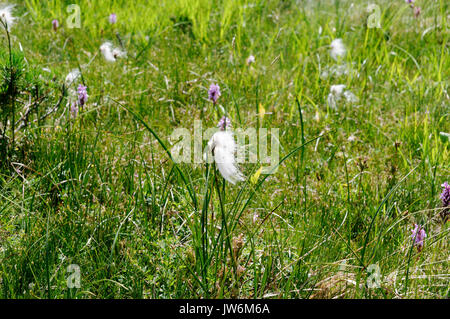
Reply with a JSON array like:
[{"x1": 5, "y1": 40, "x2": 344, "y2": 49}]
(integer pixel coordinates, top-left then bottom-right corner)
[
  {"x1": 250, "y1": 166, "x2": 263, "y2": 184},
  {"x1": 258, "y1": 103, "x2": 265, "y2": 120}
]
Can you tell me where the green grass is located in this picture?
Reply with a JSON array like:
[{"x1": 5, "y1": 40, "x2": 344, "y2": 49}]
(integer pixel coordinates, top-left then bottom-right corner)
[{"x1": 0, "y1": 0, "x2": 448, "y2": 298}]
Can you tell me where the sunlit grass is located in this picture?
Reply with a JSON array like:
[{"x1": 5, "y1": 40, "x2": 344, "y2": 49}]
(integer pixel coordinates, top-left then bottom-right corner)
[{"x1": 0, "y1": 0, "x2": 448, "y2": 298}]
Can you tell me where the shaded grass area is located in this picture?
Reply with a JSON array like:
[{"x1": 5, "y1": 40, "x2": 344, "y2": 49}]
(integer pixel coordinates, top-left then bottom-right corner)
[{"x1": 0, "y1": 0, "x2": 448, "y2": 298}]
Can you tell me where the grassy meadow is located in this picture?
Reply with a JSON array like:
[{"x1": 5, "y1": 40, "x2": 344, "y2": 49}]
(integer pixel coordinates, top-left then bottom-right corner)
[{"x1": 0, "y1": 0, "x2": 449, "y2": 299}]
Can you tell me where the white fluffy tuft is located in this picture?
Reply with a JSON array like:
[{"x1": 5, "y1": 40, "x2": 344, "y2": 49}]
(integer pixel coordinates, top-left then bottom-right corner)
[
  {"x1": 65, "y1": 69, "x2": 81, "y2": 86},
  {"x1": 208, "y1": 131, "x2": 245, "y2": 184},
  {"x1": 327, "y1": 84, "x2": 358, "y2": 109},
  {"x1": 330, "y1": 38, "x2": 346, "y2": 61},
  {"x1": 0, "y1": 5, "x2": 15, "y2": 30},
  {"x1": 330, "y1": 84, "x2": 346, "y2": 96},
  {"x1": 100, "y1": 42, "x2": 126, "y2": 62}
]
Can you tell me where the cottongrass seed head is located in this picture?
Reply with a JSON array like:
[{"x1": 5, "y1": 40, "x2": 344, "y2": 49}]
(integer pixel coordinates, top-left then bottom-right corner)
[
  {"x1": 330, "y1": 38, "x2": 346, "y2": 61},
  {"x1": 65, "y1": 69, "x2": 81, "y2": 87},
  {"x1": 0, "y1": 4, "x2": 15, "y2": 30},
  {"x1": 208, "y1": 117, "x2": 245, "y2": 184},
  {"x1": 327, "y1": 84, "x2": 359, "y2": 109},
  {"x1": 100, "y1": 41, "x2": 126, "y2": 62},
  {"x1": 330, "y1": 84, "x2": 346, "y2": 96}
]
